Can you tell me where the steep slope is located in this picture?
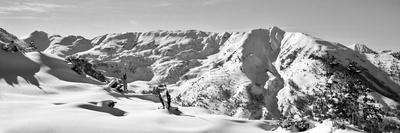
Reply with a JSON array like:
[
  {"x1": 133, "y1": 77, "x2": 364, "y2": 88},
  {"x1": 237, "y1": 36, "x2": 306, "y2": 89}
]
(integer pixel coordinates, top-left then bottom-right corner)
[
  {"x1": 175, "y1": 27, "x2": 285, "y2": 119},
  {"x1": 1, "y1": 28, "x2": 102, "y2": 95},
  {"x1": 0, "y1": 28, "x2": 20, "y2": 44},
  {"x1": 276, "y1": 33, "x2": 400, "y2": 115},
  {"x1": 22, "y1": 30, "x2": 51, "y2": 51},
  {"x1": 176, "y1": 28, "x2": 400, "y2": 119},
  {"x1": 0, "y1": 28, "x2": 29, "y2": 50},
  {"x1": 0, "y1": 48, "x2": 102, "y2": 94},
  {"x1": 348, "y1": 43, "x2": 377, "y2": 54},
  {"x1": 347, "y1": 43, "x2": 400, "y2": 93}
]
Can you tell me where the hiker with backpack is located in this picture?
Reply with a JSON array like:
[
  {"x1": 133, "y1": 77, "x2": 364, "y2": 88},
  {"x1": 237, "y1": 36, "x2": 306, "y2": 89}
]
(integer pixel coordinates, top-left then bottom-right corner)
[
  {"x1": 166, "y1": 89, "x2": 171, "y2": 110},
  {"x1": 154, "y1": 86, "x2": 166, "y2": 109}
]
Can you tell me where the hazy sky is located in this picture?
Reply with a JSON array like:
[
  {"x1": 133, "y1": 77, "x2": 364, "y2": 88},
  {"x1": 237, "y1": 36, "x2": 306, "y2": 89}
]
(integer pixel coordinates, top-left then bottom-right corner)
[{"x1": 1, "y1": 0, "x2": 399, "y2": 51}]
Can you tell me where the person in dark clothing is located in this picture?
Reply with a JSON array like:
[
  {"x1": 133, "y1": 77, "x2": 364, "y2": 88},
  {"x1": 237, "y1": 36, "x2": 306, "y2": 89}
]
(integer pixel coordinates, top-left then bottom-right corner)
[
  {"x1": 166, "y1": 90, "x2": 171, "y2": 109},
  {"x1": 116, "y1": 84, "x2": 123, "y2": 92},
  {"x1": 122, "y1": 73, "x2": 127, "y2": 92},
  {"x1": 155, "y1": 86, "x2": 165, "y2": 109},
  {"x1": 108, "y1": 101, "x2": 116, "y2": 108}
]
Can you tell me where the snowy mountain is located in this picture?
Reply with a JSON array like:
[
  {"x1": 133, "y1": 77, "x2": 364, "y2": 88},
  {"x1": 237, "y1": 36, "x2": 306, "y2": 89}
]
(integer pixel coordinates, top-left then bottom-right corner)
[
  {"x1": 2, "y1": 27, "x2": 400, "y2": 132},
  {"x1": 22, "y1": 26, "x2": 400, "y2": 118},
  {"x1": 348, "y1": 43, "x2": 377, "y2": 54}
]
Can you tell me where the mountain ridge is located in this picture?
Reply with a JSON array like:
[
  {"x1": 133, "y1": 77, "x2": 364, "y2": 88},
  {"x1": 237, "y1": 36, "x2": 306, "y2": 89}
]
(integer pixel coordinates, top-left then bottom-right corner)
[{"x1": 2, "y1": 26, "x2": 400, "y2": 120}]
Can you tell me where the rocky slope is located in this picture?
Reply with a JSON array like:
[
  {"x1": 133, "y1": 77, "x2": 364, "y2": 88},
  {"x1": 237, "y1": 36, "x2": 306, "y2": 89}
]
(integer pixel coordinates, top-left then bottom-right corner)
[
  {"x1": 16, "y1": 27, "x2": 400, "y2": 121},
  {"x1": 0, "y1": 28, "x2": 29, "y2": 50},
  {"x1": 348, "y1": 43, "x2": 377, "y2": 54},
  {"x1": 348, "y1": 45, "x2": 400, "y2": 93},
  {"x1": 22, "y1": 30, "x2": 51, "y2": 51}
]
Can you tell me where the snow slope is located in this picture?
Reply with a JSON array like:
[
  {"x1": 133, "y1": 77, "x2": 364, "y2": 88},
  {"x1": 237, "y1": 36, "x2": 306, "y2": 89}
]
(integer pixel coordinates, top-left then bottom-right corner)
[
  {"x1": 0, "y1": 43, "x2": 280, "y2": 133},
  {"x1": 275, "y1": 32, "x2": 400, "y2": 114},
  {"x1": 348, "y1": 43, "x2": 377, "y2": 54},
  {"x1": 2, "y1": 26, "x2": 398, "y2": 132},
  {"x1": 42, "y1": 35, "x2": 93, "y2": 57},
  {"x1": 0, "y1": 29, "x2": 288, "y2": 133},
  {"x1": 23, "y1": 27, "x2": 400, "y2": 119}
]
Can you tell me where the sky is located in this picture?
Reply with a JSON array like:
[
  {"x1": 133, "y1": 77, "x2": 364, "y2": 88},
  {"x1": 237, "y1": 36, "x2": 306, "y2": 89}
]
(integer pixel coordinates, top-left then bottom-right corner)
[{"x1": 0, "y1": 0, "x2": 399, "y2": 51}]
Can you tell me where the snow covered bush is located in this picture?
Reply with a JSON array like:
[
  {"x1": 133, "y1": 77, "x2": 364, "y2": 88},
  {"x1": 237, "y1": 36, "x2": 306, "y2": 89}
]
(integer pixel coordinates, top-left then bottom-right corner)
[
  {"x1": 279, "y1": 114, "x2": 312, "y2": 132},
  {"x1": 390, "y1": 51, "x2": 400, "y2": 60},
  {"x1": 292, "y1": 53, "x2": 400, "y2": 132}
]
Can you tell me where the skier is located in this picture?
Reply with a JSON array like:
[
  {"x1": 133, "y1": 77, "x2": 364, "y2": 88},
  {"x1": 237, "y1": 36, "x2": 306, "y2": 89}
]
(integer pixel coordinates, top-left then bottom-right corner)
[
  {"x1": 154, "y1": 86, "x2": 165, "y2": 109},
  {"x1": 122, "y1": 73, "x2": 127, "y2": 92},
  {"x1": 166, "y1": 89, "x2": 171, "y2": 109}
]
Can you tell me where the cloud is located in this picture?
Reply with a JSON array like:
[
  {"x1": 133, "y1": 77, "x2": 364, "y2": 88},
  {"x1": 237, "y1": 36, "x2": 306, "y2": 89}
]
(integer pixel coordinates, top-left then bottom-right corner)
[
  {"x1": 201, "y1": 0, "x2": 233, "y2": 6},
  {"x1": 129, "y1": 20, "x2": 139, "y2": 25},
  {"x1": 0, "y1": 2, "x2": 72, "y2": 13},
  {"x1": 0, "y1": 16, "x2": 41, "y2": 20},
  {"x1": 154, "y1": 2, "x2": 173, "y2": 7}
]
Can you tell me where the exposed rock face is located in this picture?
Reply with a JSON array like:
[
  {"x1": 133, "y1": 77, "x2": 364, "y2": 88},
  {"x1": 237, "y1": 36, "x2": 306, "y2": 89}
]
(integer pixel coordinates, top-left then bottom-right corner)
[
  {"x1": 65, "y1": 56, "x2": 107, "y2": 82},
  {"x1": 23, "y1": 31, "x2": 51, "y2": 51},
  {"x1": 0, "y1": 28, "x2": 28, "y2": 50},
  {"x1": 0, "y1": 28, "x2": 20, "y2": 44},
  {"x1": 14, "y1": 27, "x2": 400, "y2": 120}
]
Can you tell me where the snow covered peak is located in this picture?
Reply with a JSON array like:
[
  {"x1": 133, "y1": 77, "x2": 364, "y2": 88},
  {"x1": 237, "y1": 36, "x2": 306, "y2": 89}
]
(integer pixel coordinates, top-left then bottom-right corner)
[
  {"x1": 348, "y1": 43, "x2": 377, "y2": 54},
  {"x1": 43, "y1": 35, "x2": 92, "y2": 57}
]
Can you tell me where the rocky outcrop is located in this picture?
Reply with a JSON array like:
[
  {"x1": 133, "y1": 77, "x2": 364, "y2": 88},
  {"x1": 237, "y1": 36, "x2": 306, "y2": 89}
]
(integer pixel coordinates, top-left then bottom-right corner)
[
  {"x1": 65, "y1": 56, "x2": 106, "y2": 82},
  {"x1": 0, "y1": 28, "x2": 28, "y2": 50},
  {"x1": 23, "y1": 31, "x2": 51, "y2": 51}
]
